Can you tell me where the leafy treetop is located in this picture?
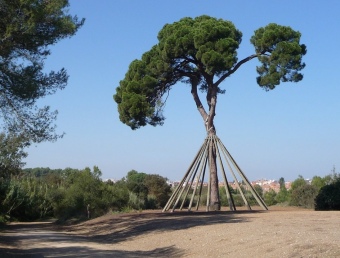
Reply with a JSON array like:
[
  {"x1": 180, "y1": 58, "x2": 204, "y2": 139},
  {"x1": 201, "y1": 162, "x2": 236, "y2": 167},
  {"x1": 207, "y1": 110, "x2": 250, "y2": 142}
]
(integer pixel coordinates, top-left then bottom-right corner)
[{"x1": 114, "y1": 15, "x2": 306, "y2": 130}]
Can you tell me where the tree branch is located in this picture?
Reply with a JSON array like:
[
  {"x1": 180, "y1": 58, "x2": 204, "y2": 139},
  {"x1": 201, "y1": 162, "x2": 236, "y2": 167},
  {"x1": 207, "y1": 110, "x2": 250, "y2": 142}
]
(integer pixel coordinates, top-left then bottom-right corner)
[
  {"x1": 215, "y1": 51, "x2": 265, "y2": 87},
  {"x1": 190, "y1": 77, "x2": 208, "y2": 121}
]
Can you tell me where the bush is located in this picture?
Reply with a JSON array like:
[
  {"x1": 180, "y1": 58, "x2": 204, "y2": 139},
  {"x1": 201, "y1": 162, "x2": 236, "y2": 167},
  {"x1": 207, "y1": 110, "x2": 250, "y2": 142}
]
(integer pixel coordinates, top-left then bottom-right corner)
[
  {"x1": 264, "y1": 189, "x2": 277, "y2": 206},
  {"x1": 232, "y1": 194, "x2": 246, "y2": 207},
  {"x1": 145, "y1": 195, "x2": 158, "y2": 209},
  {"x1": 144, "y1": 174, "x2": 171, "y2": 208},
  {"x1": 128, "y1": 192, "x2": 145, "y2": 210},
  {"x1": 315, "y1": 180, "x2": 340, "y2": 210},
  {"x1": 275, "y1": 187, "x2": 290, "y2": 203},
  {"x1": 290, "y1": 184, "x2": 318, "y2": 209}
]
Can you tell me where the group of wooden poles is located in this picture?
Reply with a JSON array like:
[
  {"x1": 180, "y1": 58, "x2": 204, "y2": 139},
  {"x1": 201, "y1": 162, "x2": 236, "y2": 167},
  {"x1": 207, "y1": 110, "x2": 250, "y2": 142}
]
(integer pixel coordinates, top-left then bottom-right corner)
[{"x1": 162, "y1": 134, "x2": 268, "y2": 212}]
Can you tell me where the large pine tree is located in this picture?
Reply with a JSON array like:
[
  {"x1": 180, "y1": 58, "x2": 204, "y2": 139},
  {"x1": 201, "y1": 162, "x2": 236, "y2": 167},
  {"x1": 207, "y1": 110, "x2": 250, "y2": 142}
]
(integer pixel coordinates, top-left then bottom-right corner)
[{"x1": 114, "y1": 15, "x2": 306, "y2": 210}]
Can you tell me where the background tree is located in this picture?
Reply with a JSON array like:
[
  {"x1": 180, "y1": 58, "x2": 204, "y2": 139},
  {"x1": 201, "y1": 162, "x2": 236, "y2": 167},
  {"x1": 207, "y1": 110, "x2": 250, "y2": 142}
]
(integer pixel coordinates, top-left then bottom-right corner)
[
  {"x1": 102, "y1": 179, "x2": 129, "y2": 212},
  {"x1": 315, "y1": 179, "x2": 340, "y2": 211},
  {"x1": 3, "y1": 167, "x2": 176, "y2": 222},
  {"x1": 276, "y1": 177, "x2": 289, "y2": 203},
  {"x1": 263, "y1": 189, "x2": 277, "y2": 206},
  {"x1": 278, "y1": 177, "x2": 285, "y2": 189},
  {"x1": 311, "y1": 176, "x2": 326, "y2": 191},
  {"x1": 314, "y1": 167, "x2": 340, "y2": 211},
  {"x1": 290, "y1": 184, "x2": 318, "y2": 209},
  {"x1": 0, "y1": 0, "x2": 84, "y2": 143},
  {"x1": 289, "y1": 175, "x2": 319, "y2": 209},
  {"x1": 254, "y1": 184, "x2": 264, "y2": 198},
  {"x1": 0, "y1": 133, "x2": 28, "y2": 221},
  {"x1": 144, "y1": 174, "x2": 171, "y2": 208},
  {"x1": 114, "y1": 16, "x2": 306, "y2": 210},
  {"x1": 125, "y1": 170, "x2": 148, "y2": 209},
  {"x1": 290, "y1": 175, "x2": 307, "y2": 190},
  {"x1": 0, "y1": 133, "x2": 28, "y2": 178}
]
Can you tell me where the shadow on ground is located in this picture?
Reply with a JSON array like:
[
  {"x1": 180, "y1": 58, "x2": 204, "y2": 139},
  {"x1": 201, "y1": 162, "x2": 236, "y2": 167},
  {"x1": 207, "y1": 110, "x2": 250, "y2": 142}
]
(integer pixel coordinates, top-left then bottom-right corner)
[
  {"x1": 0, "y1": 245, "x2": 183, "y2": 258},
  {"x1": 0, "y1": 210, "x2": 263, "y2": 257},
  {"x1": 75, "y1": 210, "x2": 262, "y2": 243}
]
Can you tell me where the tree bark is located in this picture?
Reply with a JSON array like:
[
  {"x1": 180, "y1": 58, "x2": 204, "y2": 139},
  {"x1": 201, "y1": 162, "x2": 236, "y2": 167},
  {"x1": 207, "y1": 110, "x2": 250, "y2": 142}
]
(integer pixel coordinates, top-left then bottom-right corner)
[
  {"x1": 191, "y1": 79, "x2": 220, "y2": 210},
  {"x1": 208, "y1": 129, "x2": 220, "y2": 210},
  {"x1": 206, "y1": 94, "x2": 220, "y2": 211}
]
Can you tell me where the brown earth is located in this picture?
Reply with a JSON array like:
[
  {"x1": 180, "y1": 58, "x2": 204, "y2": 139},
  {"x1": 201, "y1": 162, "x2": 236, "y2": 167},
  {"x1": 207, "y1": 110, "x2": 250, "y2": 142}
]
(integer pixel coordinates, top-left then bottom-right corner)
[{"x1": 0, "y1": 206, "x2": 339, "y2": 257}]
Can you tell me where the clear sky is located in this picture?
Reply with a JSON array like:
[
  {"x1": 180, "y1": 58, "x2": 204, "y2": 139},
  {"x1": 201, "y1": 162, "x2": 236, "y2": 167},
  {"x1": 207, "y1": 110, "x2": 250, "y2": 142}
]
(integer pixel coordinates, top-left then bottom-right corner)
[{"x1": 24, "y1": 0, "x2": 340, "y2": 182}]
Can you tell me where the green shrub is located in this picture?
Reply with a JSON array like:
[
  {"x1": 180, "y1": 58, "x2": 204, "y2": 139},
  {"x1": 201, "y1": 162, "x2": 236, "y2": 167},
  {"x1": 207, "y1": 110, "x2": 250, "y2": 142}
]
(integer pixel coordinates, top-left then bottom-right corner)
[
  {"x1": 315, "y1": 180, "x2": 340, "y2": 210},
  {"x1": 290, "y1": 184, "x2": 318, "y2": 209},
  {"x1": 264, "y1": 189, "x2": 277, "y2": 206},
  {"x1": 232, "y1": 194, "x2": 246, "y2": 206}
]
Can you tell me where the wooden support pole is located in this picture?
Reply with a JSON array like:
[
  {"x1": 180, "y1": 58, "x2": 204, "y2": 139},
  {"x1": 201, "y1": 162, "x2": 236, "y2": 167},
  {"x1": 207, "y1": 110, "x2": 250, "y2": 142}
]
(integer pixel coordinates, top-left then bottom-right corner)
[
  {"x1": 195, "y1": 155, "x2": 208, "y2": 211},
  {"x1": 163, "y1": 134, "x2": 268, "y2": 212},
  {"x1": 213, "y1": 137, "x2": 235, "y2": 211},
  {"x1": 163, "y1": 137, "x2": 209, "y2": 212},
  {"x1": 217, "y1": 137, "x2": 268, "y2": 210}
]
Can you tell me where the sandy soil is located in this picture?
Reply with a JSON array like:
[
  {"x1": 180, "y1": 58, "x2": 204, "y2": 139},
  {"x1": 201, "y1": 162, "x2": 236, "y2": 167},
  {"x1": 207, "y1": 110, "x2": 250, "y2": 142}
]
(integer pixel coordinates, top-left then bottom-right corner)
[{"x1": 0, "y1": 206, "x2": 339, "y2": 257}]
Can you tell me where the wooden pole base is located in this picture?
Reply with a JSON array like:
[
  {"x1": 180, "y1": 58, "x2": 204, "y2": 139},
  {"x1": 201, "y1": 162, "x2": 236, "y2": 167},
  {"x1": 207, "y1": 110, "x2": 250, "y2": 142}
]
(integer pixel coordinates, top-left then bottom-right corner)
[{"x1": 162, "y1": 135, "x2": 268, "y2": 212}]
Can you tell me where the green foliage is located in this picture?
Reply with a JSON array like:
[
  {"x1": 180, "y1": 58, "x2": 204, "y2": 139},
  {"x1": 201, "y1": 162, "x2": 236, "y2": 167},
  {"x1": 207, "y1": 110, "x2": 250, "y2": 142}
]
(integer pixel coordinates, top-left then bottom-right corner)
[
  {"x1": 311, "y1": 176, "x2": 326, "y2": 191},
  {"x1": 219, "y1": 185, "x2": 263, "y2": 207},
  {"x1": 0, "y1": 133, "x2": 28, "y2": 178},
  {"x1": 126, "y1": 170, "x2": 148, "y2": 206},
  {"x1": 315, "y1": 179, "x2": 340, "y2": 211},
  {"x1": 198, "y1": 186, "x2": 208, "y2": 206},
  {"x1": 288, "y1": 175, "x2": 318, "y2": 209},
  {"x1": 1, "y1": 166, "x2": 172, "y2": 222},
  {"x1": 275, "y1": 187, "x2": 290, "y2": 203},
  {"x1": 314, "y1": 168, "x2": 340, "y2": 211},
  {"x1": 52, "y1": 167, "x2": 107, "y2": 220},
  {"x1": 232, "y1": 194, "x2": 246, "y2": 207},
  {"x1": 253, "y1": 184, "x2": 263, "y2": 198},
  {"x1": 291, "y1": 175, "x2": 307, "y2": 190},
  {"x1": 144, "y1": 174, "x2": 171, "y2": 208},
  {"x1": 125, "y1": 170, "x2": 171, "y2": 209},
  {"x1": 158, "y1": 16, "x2": 242, "y2": 75},
  {"x1": 1, "y1": 175, "x2": 53, "y2": 221},
  {"x1": 0, "y1": 0, "x2": 84, "y2": 143},
  {"x1": 114, "y1": 16, "x2": 242, "y2": 129},
  {"x1": 288, "y1": 175, "x2": 319, "y2": 209},
  {"x1": 103, "y1": 179, "x2": 129, "y2": 211},
  {"x1": 219, "y1": 187, "x2": 228, "y2": 206},
  {"x1": 264, "y1": 189, "x2": 277, "y2": 206},
  {"x1": 278, "y1": 177, "x2": 285, "y2": 189},
  {"x1": 114, "y1": 16, "x2": 306, "y2": 210},
  {"x1": 114, "y1": 15, "x2": 306, "y2": 130},
  {"x1": 275, "y1": 177, "x2": 290, "y2": 203},
  {"x1": 250, "y1": 23, "x2": 306, "y2": 90},
  {"x1": 290, "y1": 184, "x2": 318, "y2": 209}
]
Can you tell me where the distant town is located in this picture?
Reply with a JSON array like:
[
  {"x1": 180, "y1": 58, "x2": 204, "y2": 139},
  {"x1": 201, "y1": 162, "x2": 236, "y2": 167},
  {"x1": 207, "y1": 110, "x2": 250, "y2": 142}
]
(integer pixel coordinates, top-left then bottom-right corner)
[
  {"x1": 167, "y1": 179, "x2": 302, "y2": 193},
  {"x1": 105, "y1": 178, "x2": 309, "y2": 193}
]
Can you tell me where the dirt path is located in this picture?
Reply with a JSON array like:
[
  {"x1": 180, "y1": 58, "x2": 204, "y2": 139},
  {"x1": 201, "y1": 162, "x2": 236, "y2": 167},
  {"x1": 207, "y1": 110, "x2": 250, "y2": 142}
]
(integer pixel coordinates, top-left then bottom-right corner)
[
  {"x1": 0, "y1": 207, "x2": 339, "y2": 257},
  {"x1": 0, "y1": 220, "x2": 167, "y2": 257}
]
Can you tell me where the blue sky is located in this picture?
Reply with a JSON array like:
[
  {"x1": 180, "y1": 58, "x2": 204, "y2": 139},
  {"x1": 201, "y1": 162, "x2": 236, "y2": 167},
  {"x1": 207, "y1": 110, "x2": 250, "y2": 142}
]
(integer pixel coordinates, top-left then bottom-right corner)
[{"x1": 24, "y1": 0, "x2": 340, "y2": 182}]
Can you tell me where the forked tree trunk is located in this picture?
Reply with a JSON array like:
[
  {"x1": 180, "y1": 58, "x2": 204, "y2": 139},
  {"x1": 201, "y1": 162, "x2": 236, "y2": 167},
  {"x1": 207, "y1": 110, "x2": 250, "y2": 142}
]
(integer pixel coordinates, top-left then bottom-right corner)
[{"x1": 191, "y1": 79, "x2": 221, "y2": 210}]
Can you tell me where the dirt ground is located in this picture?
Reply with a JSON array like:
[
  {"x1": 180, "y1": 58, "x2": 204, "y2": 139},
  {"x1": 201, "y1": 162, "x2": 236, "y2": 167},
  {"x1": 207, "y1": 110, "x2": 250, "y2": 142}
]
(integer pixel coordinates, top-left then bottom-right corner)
[{"x1": 0, "y1": 206, "x2": 339, "y2": 257}]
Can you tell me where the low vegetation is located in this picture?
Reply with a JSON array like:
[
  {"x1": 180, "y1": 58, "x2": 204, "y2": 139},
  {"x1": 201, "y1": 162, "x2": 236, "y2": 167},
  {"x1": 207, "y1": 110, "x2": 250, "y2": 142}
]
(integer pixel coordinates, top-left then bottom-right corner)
[
  {"x1": 1, "y1": 136, "x2": 339, "y2": 224},
  {"x1": 0, "y1": 167, "x2": 171, "y2": 223},
  {"x1": 261, "y1": 170, "x2": 340, "y2": 210}
]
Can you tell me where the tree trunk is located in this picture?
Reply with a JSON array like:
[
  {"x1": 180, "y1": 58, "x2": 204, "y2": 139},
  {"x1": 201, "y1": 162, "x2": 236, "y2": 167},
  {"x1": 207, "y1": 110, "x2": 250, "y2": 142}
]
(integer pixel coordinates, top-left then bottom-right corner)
[
  {"x1": 208, "y1": 129, "x2": 220, "y2": 211},
  {"x1": 191, "y1": 78, "x2": 220, "y2": 210}
]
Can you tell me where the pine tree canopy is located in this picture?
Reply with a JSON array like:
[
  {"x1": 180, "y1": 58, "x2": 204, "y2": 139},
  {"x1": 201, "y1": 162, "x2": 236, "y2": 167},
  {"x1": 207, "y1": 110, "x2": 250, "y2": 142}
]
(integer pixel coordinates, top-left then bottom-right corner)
[
  {"x1": 0, "y1": 0, "x2": 84, "y2": 143},
  {"x1": 114, "y1": 15, "x2": 306, "y2": 130}
]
